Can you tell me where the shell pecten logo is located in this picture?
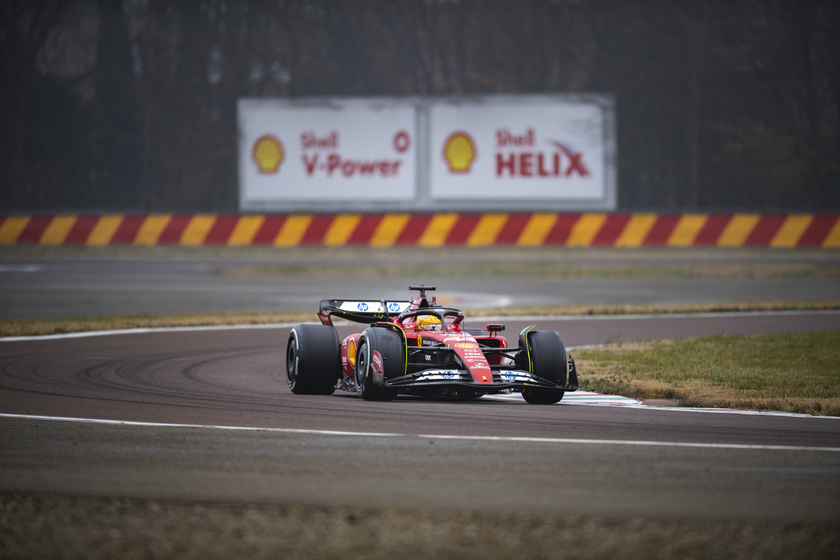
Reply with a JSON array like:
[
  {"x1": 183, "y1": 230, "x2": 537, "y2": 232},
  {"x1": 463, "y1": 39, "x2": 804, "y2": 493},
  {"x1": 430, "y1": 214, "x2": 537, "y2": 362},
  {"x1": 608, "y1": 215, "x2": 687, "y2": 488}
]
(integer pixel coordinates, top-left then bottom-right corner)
[
  {"x1": 252, "y1": 135, "x2": 284, "y2": 174},
  {"x1": 443, "y1": 131, "x2": 476, "y2": 173}
]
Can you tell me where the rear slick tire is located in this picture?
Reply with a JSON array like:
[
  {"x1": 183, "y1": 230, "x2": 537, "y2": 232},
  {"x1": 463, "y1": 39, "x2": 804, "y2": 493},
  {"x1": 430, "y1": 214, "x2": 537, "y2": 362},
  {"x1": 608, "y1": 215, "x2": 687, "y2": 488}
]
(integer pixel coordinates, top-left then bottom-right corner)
[{"x1": 286, "y1": 324, "x2": 340, "y2": 395}]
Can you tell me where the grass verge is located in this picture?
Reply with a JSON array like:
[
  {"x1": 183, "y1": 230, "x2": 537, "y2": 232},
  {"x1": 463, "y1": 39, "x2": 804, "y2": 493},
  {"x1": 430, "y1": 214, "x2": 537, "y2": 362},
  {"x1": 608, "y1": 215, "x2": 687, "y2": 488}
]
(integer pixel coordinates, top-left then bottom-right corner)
[
  {"x1": 575, "y1": 331, "x2": 840, "y2": 416},
  {"x1": 226, "y1": 260, "x2": 840, "y2": 280},
  {"x1": 0, "y1": 311, "x2": 314, "y2": 338},
  {"x1": 2, "y1": 300, "x2": 839, "y2": 338}
]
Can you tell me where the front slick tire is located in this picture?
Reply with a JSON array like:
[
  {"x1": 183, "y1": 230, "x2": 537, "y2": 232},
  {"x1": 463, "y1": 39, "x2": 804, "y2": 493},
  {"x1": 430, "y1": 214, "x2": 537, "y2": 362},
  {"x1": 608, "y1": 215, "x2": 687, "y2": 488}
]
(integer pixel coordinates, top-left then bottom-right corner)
[
  {"x1": 522, "y1": 330, "x2": 568, "y2": 405},
  {"x1": 356, "y1": 328, "x2": 402, "y2": 401},
  {"x1": 286, "y1": 324, "x2": 340, "y2": 395}
]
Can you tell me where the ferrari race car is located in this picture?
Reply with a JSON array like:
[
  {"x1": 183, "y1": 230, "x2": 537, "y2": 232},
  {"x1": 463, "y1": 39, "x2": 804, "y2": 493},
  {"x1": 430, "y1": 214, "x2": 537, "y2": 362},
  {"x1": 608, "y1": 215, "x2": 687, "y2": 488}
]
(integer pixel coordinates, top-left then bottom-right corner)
[{"x1": 285, "y1": 285, "x2": 578, "y2": 404}]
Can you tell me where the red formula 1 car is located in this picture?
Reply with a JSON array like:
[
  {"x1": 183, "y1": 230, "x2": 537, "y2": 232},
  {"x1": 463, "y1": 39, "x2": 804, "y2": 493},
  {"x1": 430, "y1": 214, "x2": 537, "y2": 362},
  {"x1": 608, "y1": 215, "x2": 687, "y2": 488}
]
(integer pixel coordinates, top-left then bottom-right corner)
[{"x1": 285, "y1": 285, "x2": 578, "y2": 404}]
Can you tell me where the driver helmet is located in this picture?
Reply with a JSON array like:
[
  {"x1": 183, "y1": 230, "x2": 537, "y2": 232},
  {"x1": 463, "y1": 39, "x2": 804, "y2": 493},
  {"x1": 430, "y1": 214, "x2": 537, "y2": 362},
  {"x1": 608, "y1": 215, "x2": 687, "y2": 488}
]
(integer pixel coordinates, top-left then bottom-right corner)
[{"x1": 416, "y1": 314, "x2": 442, "y2": 331}]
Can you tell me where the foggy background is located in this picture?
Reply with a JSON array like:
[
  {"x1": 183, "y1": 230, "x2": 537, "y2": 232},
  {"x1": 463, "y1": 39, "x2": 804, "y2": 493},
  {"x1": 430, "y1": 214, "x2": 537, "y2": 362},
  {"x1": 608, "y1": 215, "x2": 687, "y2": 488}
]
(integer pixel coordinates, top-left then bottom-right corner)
[{"x1": 2, "y1": 0, "x2": 838, "y2": 213}]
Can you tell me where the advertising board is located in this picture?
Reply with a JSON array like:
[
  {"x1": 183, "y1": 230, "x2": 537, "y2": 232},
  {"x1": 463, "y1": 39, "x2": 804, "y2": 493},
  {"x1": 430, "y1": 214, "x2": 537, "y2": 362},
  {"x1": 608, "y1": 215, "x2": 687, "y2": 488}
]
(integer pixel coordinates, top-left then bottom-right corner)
[
  {"x1": 238, "y1": 95, "x2": 615, "y2": 212},
  {"x1": 239, "y1": 98, "x2": 417, "y2": 211},
  {"x1": 429, "y1": 96, "x2": 613, "y2": 208}
]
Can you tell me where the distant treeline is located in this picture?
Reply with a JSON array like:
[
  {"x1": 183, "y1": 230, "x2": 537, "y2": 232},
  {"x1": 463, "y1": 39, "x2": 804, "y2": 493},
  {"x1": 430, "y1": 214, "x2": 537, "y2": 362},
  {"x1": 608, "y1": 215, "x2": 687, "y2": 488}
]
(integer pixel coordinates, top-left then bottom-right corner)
[{"x1": 1, "y1": 0, "x2": 837, "y2": 212}]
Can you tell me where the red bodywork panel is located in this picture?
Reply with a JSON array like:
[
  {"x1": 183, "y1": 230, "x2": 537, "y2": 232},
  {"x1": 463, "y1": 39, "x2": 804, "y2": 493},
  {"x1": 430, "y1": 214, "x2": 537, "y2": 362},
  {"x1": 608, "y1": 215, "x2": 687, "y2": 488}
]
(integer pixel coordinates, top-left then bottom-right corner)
[
  {"x1": 338, "y1": 293, "x2": 508, "y2": 385},
  {"x1": 420, "y1": 331, "x2": 493, "y2": 384},
  {"x1": 341, "y1": 333, "x2": 361, "y2": 380}
]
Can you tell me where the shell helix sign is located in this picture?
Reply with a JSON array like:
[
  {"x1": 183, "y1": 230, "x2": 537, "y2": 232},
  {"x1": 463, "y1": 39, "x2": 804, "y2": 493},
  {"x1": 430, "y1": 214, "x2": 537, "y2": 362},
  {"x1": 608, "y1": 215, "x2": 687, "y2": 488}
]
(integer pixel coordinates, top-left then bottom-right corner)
[
  {"x1": 429, "y1": 97, "x2": 612, "y2": 207},
  {"x1": 238, "y1": 95, "x2": 615, "y2": 212}
]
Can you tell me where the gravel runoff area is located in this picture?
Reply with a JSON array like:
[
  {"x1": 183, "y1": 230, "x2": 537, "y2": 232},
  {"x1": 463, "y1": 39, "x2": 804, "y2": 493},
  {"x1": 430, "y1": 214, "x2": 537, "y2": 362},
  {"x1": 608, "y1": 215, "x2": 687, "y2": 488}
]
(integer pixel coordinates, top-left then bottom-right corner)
[{"x1": 2, "y1": 493, "x2": 838, "y2": 560}]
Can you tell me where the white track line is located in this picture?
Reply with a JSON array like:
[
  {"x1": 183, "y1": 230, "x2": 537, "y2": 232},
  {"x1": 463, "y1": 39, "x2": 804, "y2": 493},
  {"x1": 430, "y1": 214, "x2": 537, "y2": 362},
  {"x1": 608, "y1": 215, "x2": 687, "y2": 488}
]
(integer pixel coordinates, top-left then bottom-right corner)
[
  {"x1": 1, "y1": 413, "x2": 838, "y2": 453},
  {"x1": 488, "y1": 390, "x2": 840, "y2": 419}
]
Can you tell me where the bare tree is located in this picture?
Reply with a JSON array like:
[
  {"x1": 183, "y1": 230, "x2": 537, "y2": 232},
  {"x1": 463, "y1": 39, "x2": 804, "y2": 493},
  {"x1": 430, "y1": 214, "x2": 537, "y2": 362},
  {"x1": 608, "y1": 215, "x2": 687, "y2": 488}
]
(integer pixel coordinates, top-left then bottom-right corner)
[
  {"x1": 3, "y1": 0, "x2": 837, "y2": 212},
  {"x1": 0, "y1": 0, "x2": 70, "y2": 206}
]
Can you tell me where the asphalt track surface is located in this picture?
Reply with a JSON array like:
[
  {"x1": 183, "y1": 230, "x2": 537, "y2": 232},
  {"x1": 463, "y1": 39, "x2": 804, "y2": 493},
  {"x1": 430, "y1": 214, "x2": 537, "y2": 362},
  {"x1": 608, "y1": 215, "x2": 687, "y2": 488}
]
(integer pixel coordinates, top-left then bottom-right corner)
[
  {"x1": 2, "y1": 247, "x2": 840, "y2": 318},
  {"x1": 2, "y1": 313, "x2": 840, "y2": 524},
  {"x1": 2, "y1": 249, "x2": 840, "y2": 558}
]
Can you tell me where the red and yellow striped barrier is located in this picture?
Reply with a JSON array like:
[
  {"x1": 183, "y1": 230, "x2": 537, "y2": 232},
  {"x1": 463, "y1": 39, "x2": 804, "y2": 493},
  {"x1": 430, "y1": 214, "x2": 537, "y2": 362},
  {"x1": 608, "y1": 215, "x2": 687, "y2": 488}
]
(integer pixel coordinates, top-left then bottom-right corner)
[{"x1": 1, "y1": 213, "x2": 839, "y2": 247}]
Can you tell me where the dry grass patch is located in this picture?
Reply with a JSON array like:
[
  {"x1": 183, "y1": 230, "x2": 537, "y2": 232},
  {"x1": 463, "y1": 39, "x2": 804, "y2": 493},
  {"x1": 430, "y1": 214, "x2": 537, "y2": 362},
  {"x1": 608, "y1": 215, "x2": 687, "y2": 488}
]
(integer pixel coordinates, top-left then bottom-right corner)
[
  {"x1": 0, "y1": 312, "x2": 313, "y2": 338},
  {"x1": 479, "y1": 300, "x2": 840, "y2": 317},
  {"x1": 575, "y1": 331, "x2": 840, "y2": 416},
  {"x1": 3, "y1": 494, "x2": 838, "y2": 560},
  {"x1": 227, "y1": 261, "x2": 840, "y2": 280},
  {"x1": 3, "y1": 301, "x2": 839, "y2": 338}
]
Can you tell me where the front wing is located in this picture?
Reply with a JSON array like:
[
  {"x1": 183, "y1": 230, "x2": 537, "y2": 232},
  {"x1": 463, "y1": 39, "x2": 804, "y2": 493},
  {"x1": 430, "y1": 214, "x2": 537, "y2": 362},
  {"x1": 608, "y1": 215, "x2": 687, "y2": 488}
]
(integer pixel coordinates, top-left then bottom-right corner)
[{"x1": 382, "y1": 357, "x2": 579, "y2": 393}]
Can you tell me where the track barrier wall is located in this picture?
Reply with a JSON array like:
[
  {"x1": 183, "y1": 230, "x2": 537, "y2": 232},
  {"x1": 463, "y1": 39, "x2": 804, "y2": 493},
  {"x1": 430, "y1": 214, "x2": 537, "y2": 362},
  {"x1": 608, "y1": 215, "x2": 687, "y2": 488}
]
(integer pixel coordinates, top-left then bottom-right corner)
[{"x1": 1, "y1": 213, "x2": 839, "y2": 248}]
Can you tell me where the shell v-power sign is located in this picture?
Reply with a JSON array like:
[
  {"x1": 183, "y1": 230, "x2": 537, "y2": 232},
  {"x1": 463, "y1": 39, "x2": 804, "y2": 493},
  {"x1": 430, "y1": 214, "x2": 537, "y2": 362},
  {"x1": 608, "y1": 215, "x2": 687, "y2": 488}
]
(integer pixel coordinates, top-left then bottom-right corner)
[{"x1": 238, "y1": 95, "x2": 616, "y2": 213}]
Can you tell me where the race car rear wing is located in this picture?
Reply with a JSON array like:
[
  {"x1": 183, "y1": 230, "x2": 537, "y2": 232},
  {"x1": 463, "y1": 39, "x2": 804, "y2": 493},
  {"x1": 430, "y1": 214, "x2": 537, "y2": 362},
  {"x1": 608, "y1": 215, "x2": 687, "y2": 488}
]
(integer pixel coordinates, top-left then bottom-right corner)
[{"x1": 318, "y1": 299, "x2": 412, "y2": 326}]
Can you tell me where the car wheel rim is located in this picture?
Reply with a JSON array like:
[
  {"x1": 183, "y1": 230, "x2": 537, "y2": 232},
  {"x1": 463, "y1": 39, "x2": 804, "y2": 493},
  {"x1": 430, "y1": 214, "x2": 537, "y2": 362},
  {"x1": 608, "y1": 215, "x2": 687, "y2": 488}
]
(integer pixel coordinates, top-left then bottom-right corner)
[
  {"x1": 356, "y1": 343, "x2": 367, "y2": 392},
  {"x1": 286, "y1": 336, "x2": 297, "y2": 387}
]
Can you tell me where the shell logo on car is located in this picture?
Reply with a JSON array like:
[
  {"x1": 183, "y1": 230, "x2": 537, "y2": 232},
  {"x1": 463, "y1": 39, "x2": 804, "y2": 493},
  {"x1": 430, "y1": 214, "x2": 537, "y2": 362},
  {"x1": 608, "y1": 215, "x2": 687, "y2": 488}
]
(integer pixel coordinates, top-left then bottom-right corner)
[
  {"x1": 252, "y1": 135, "x2": 284, "y2": 174},
  {"x1": 443, "y1": 131, "x2": 476, "y2": 173}
]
